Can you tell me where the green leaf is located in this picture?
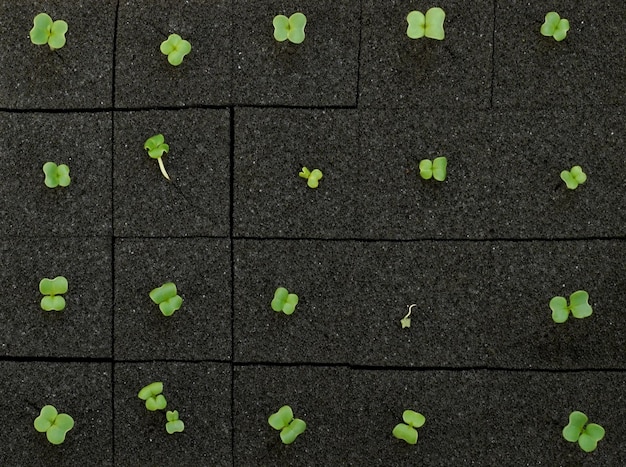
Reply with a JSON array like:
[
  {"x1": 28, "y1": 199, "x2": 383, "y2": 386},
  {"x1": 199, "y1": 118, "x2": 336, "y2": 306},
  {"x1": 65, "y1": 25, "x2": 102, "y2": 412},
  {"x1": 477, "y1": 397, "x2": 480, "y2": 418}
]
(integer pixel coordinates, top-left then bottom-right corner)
[
  {"x1": 424, "y1": 7, "x2": 445, "y2": 40},
  {"x1": 563, "y1": 411, "x2": 587, "y2": 441},
  {"x1": 138, "y1": 382, "x2": 163, "y2": 400},
  {"x1": 419, "y1": 159, "x2": 433, "y2": 179},
  {"x1": 403, "y1": 410, "x2": 425, "y2": 428},
  {"x1": 56, "y1": 164, "x2": 71, "y2": 186},
  {"x1": 48, "y1": 20, "x2": 68, "y2": 49},
  {"x1": 287, "y1": 13, "x2": 307, "y2": 44},
  {"x1": 392, "y1": 423, "x2": 418, "y2": 444},
  {"x1": 280, "y1": 418, "x2": 306, "y2": 444},
  {"x1": 549, "y1": 296, "x2": 569, "y2": 323},
  {"x1": 268, "y1": 405, "x2": 293, "y2": 430},
  {"x1": 30, "y1": 13, "x2": 53, "y2": 45},
  {"x1": 432, "y1": 157, "x2": 447, "y2": 181},
  {"x1": 150, "y1": 283, "x2": 178, "y2": 304},
  {"x1": 41, "y1": 295, "x2": 66, "y2": 311},
  {"x1": 39, "y1": 276, "x2": 68, "y2": 295},
  {"x1": 569, "y1": 290, "x2": 592, "y2": 319},
  {"x1": 46, "y1": 424, "x2": 69, "y2": 444},
  {"x1": 299, "y1": 167, "x2": 311, "y2": 179},
  {"x1": 585, "y1": 423, "x2": 605, "y2": 441},
  {"x1": 406, "y1": 11, "x2": 426, "y2": 39},
  {"x1": 145, "y1": 394, "x2": 167, "y2": 411},
  {"x1": 541, "y1": 12, "x2": 561, "y2": 36},
  {"x1": 160, "y1": 295, "x2": 183, "y2": 316},
  {"x1": 273, "y1": 15, "x2": 290, "y2": 42},
  {"x1": 34, "y1": 405, "x2": 58, "y2": 432},
  {"x1": 166, "y1": 419, "x2": 185, "y2": 434},
  {"x1": 578, "y1": 433, "x2": 598, "y2": 452},
  {"x1": 570, "y1": 166, "x2": 587, "y2": 184},
  {"x1": 54, "y1": 413, "x2": 74, "y2": 431}
]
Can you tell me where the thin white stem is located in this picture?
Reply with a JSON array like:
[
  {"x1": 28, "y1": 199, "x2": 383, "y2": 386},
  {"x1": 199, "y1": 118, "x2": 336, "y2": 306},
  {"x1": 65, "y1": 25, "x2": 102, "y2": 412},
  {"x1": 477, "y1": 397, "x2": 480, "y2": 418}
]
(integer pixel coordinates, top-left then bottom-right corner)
[{"x1": 157, "y1": 157, "x2": 170, "y2": 181}]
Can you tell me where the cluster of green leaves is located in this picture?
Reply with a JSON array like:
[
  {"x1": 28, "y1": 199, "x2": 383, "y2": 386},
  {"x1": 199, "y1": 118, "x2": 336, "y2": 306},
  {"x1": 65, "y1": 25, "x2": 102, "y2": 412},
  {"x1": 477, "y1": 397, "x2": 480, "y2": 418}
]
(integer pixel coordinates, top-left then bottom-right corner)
[
  {"x1": 541, "y1": 12, "x2": 570, "y2": 41},
  {"x1": 43, "y1": 162, "x2": 71, "y2": 188},
  {"x1": 406, "y1": 8, "x2": 445, "y2": 40},
  {"x1": 34, "y1": 405, "x2": 74, "y2": 445},
  {"x1": 560, "y1": 166, "x2": 586, "y2": 190},
  {"x1": 160, "y1": 34, "x2": 192, "y2": 66},
  {"x1": 149, "y1": 282, "x2": 183, "y2": 316},
  {"x1": 299, "y1": 167, "x2": 323, "y2": 188},
  {"x1": 39, "y1": 276, "x2": 68, "y2": 311},
  {"x1": 268, "y1": 405, "x2": 307, "y2": 444},
  {"x1": 419, "y1": 157, "x2": 447, "y2": 181},
  {"x1": 138, "y1": 382, "x2": 185, "y2": 434},
  {"x1": 138, "y1": 382, "x2": 167, "y2": 411},
  {"x1": 392, "y1": 410, "x2": 425, "y2": 444},
  {"x1": 563, "y1": 411, "x2": 605, "y2": 452},
  {"x1": 30, "y1": 13, "x2": 68, "y2": 50},
  {"x1": 166, "y1": 410, "x2": 185, "y2": 434},
  {"x1": 144, "y1": 134, "x2": 171, "y2": 180},
  {"x1": 273, "y1": 13, "x2": 307, "y2": 44},
  {"x1": 550, "y1": 290, "x2": 592, "y2": 323},
  {"x1": 271, "y1": 287, "x2": 299, "y2": 315}
]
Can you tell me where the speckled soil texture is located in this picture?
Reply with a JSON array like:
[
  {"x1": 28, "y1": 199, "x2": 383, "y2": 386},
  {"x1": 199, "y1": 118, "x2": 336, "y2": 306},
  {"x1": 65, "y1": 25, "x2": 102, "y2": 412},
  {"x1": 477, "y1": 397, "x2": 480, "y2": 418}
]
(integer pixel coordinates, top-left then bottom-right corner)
[{"x1": 0, "y1": 1, "x2": 624, "y2": 465}]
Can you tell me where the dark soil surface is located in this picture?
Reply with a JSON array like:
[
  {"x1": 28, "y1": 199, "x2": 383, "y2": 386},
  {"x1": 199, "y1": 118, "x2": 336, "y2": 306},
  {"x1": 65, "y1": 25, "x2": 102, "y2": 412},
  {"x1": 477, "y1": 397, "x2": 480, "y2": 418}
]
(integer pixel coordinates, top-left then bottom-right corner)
[{"x1": 1, "y1": 1, "x2": 624, "y2": 465}]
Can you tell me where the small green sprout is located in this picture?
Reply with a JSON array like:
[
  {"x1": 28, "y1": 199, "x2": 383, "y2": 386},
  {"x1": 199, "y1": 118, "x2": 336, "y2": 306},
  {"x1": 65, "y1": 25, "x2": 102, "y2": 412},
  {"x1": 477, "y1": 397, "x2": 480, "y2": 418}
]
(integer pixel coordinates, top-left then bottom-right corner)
[
  {"x1": 30, "y1": 13, "x2": 68, "y2": 50},
  {"x1": 39, "y1": 276, "x2": 68, "y2": 311},
  {"x1": 541, "y1": 12, "x2": 570, "y2": 42},
  {"x1": 34, "y1": 405, "x2": 74, "y2": 445},
  {"x1": 560, "y1": 166, "x2": 586, "y2": 190},
  {"x1": 138, "y1": 382, "x2": 167, "y2": 411},
  {"x1": 160, "y1": 34, "x2": 191, "y2": 66},
  {"x1": 149, "y1": 282, "x2": 183, "y2": 317},
  {"x1": 392, "y1": 410, "x2": 425, "y2": 445},
  {"x1": 268, "y1": 405, "x2": 306, "y2": 445},
  {"x1": 563, "y1": 411, "x2": 605, "y2": 452},
  {"x1": 273, "y1": 13, "x2": 307, "y2": 44},
  {"x1": 165, "y1": 410, "x2": 185, "y2": 434},
  {"x1": 299, "y1": 167, "x2": 323, "y2": 188},
  {"x1": 43, "y1": 162, "x2": 71, "y2": 188},
  {"x1": 406, "y1": 8, "x2": 445, "y2": 40},
  {"x1": 419, "y1": 157, "x2": 447, "y2": 181},
  {"x1": 271, "y1": 287, "x2": 299, "y2": 315},
  {"x1": 144, "y1": 134, "x2": 171, "y2": 180},
  {"x1": 401, "y1": 304, "x2": 416, "y2": 329},
  {"x1": 550, "y1": 290, "x2": 592, "y2": 323}
]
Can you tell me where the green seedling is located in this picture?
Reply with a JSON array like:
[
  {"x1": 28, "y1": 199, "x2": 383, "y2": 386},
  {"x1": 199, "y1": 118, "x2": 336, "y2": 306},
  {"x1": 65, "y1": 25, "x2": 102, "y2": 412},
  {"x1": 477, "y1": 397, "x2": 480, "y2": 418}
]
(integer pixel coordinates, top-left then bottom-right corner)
[
  {"x1": 401, "y1": 304, "x2": 416, "y2": 329},
  {"x1": 406, "y1": 8, "x2": 445, "y2": 40},
  {"x1": 271, "y1": 287, "x2": 299, "y2": 315},
  {"x1": 268, "y1": 405, "x2": 306, "y2": 445},
  {"x1": 563, "y1": 411, "x2": 605, "y2": 452},
  {"x1": 160, "y1": 34, "x2": 191, "y2": 66},
  {"x1": 39, "y1": 276, "x2": 68, "y2": 311},
  {"x1": 273, "y1": 13, "x2": 307, "y2": 44},
  {"x1": 299, "y1": 167, "x2": 323, "y2": 188},
  {"x1": 34, "y1": 405, "x2": 74, "y2": 445},
  {"x1": 144, "y1": 134, "x2": 171, "y2": 180},
  {"x1": 165, "y1": 410, "x2": 185, "y2": 434},
  {"x1": 419, "y1": 157, "x2": 447, "y2": 181},
  {"x1": 560, "y1": 166, "x2": 586, "y2": 190},
  {"x1": 149, "y1": 282, "x2": 183, "y2": 317},
  {"x1": 550, "y1": 290, "x2": 592, "y2": 323},
  {"x1": 541, "y1": 12, "x2": 570, "y2": 42},
  {"x1": 30, "y1": 13, "x2": 68, "y2": 50},
  {"x1": 392, "y1": 410, "x2": 425, "y2": 445},
  {"x1": 43, "y1": 162, "x2": 71, "y2": 188},
  {"x1": 138, "y1": 382, "x2": 167, "y2": 411}
]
